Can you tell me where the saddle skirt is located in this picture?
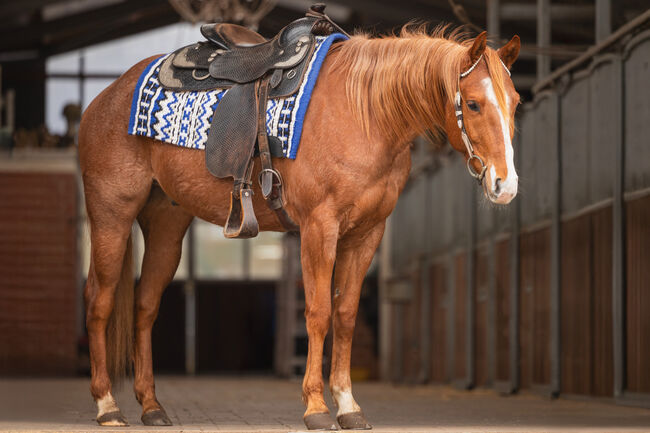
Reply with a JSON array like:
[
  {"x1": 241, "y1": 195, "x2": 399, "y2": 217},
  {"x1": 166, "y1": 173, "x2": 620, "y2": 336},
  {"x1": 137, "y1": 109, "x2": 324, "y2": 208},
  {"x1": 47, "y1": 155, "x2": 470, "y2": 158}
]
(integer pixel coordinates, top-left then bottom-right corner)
[{"x1": 128, "y1": 33, "x2": 347, "y2": 160}]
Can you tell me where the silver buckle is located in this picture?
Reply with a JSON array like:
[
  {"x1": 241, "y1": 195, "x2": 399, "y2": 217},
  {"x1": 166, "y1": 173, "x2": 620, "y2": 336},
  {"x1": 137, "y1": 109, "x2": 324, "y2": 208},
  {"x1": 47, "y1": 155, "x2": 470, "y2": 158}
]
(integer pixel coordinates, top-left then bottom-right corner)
[{"x1": 467, "y1": 154, "x2": 487, "y2": 183}]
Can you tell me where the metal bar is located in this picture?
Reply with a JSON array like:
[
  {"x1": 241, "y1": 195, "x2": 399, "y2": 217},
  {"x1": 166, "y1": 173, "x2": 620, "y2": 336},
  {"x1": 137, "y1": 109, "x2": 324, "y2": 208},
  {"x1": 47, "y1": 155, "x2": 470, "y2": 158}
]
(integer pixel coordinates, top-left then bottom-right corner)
[
  {"x1": 466, "y1": 179, "x2": 477, "y2": 389},
  {"x1": 533, "y1": 9, "x2": 650, "y2": 94},
  {"x1": 537, "y1": 0, "x2": 551, "y2": 79},
  {"x1": 549, "y1": 92, "x2": 561, "y2": 396},
  {"x1": 446, "y1": 253, "x2": 456, "y2": 383},
  {"x1": 487, "y1": 0, "x2": 500, "y2": 47},
  {"x1": 419, "y1": 174, "x2": 434, "y2": 383},
  {"x1": 501, "y1": 4, "x2": 594, "y2": 21},
  {"x1": 487, "y1": 233, "x2": 496, "y2": 386},
  {"x1": 47, "y1": 72, "x2": 123, "y2": 80},
  {"x1": 393, "y1": 303, "x2": 403, "y2": 381},
  {"x1": 595, "y1": 0, "x2": 612, "y2": 43},
  {"x1": 78, "y1": 51, "x2": 85, "y2": 108},
  {"x1": 613, "y1": 55, "x2": 625, "y2": 398},
  {"x1": 419, "y1": 256, "x2": 431, "y2": 383},
  {"x1": 184, "y1": 222, "x2": 197, "y2": 375}
]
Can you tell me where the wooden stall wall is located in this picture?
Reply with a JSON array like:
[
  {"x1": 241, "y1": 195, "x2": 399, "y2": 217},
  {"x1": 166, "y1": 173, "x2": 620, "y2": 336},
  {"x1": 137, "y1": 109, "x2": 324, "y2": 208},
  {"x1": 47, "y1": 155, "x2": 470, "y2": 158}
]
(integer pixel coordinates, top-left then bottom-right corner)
[
  {"x1": 623, "y1": 31, "x2": 650, "y2": 396},
  {"x1": 0, "y1": 172, "x2": 79, "y2": 375},
  {"x1": 560, "y1": 209, "x2": 613, "y2": 397},
  {"x1": 519, "y1": 228, "x2": 551, "y2": 390},
  {"x1": 625, "y1": 196, "x2": 650, "y2": 394},
  {"x1": 557, "y1": 55, "x2": 619, "y2": 397}
]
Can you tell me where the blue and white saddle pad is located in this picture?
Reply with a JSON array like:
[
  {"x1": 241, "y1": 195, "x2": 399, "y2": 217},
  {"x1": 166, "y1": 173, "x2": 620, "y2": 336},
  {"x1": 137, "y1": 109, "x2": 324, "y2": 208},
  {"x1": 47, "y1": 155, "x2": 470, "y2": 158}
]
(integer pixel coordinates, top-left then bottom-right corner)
[{"x1": 128, "y1": 33, "x2": 347, "y2": 159}]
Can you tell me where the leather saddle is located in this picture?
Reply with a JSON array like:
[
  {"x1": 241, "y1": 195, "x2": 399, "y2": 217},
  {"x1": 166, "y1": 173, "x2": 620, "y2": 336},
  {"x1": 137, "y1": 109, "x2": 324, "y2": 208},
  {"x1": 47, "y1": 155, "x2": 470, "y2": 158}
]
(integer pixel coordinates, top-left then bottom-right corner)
[{"x1": 158, "y1": 4, "x2": 347, "y2": 239}]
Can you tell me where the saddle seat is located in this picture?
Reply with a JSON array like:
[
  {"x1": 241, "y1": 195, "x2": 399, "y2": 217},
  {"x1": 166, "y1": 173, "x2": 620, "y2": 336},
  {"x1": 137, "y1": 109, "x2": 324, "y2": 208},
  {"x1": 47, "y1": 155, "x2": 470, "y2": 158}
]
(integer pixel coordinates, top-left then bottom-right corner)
[
  {"x1": 156, "y1": 4, "x2": 347, "y2": 239},
  {"x1": 200, "y1": 23, "x2": 267, "y2": 49}
]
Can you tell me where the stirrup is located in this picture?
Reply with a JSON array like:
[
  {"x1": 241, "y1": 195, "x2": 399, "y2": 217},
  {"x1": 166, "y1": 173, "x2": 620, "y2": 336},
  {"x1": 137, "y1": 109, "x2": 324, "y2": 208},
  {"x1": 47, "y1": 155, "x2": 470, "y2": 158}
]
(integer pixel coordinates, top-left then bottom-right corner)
[{"x1": 224, "y1": 188, "x2": 259, "y2": 239}]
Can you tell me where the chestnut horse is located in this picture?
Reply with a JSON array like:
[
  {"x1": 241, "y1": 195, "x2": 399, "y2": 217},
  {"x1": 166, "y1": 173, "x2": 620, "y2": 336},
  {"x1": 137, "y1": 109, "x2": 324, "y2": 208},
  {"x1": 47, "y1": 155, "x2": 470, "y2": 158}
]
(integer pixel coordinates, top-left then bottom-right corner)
[{"x1": 79, "y1": 27, "x2": 520, "y2": 430}]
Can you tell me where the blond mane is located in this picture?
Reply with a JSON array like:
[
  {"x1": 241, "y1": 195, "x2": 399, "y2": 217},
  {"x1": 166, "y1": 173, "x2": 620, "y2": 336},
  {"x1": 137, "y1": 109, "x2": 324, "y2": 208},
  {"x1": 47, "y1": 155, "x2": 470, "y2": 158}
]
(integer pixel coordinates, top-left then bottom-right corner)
[{"x1": 330, "y1": 25, "x2": 511, "y2": 144}]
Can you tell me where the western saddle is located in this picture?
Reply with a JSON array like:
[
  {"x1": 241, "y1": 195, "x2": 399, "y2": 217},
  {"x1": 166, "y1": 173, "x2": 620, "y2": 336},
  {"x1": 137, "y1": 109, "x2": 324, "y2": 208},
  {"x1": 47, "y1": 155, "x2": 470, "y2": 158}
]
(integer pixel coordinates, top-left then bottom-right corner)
[{"x1": 158, "y1": 4, "x2": 348, "y2": 239}]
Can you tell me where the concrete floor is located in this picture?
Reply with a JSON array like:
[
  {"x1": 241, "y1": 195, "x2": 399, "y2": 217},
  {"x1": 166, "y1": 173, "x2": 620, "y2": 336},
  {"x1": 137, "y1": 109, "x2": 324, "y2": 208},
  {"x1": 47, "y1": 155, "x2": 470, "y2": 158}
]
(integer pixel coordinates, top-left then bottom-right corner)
[{"x1": 0, "y1": 376, "x2": 649, "y2": 432}]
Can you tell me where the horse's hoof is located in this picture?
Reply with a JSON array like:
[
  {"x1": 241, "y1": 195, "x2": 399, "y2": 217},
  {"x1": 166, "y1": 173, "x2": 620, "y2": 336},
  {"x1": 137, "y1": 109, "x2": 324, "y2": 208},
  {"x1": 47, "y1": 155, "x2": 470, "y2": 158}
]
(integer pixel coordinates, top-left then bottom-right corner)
[
  {"x1": 96, "y1": 410, "x2": 129, "y2": 426},
  {"x1": 337, "y1": 411, "x2": 372, "y2": 430},
  {"x1": 142, "y1": 408, "x2": 173, "y2": 426},
  {"x1": 304, "y1": 412, "x2": 337, "y2": 430}
]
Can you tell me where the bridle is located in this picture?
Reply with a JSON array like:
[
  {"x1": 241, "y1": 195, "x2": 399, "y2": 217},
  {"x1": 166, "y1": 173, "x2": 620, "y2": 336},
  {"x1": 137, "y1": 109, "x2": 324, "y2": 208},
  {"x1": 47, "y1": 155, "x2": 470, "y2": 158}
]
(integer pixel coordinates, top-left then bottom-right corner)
[{"x1": 454, "y1": 54, "x2": 511, "y2": 184}]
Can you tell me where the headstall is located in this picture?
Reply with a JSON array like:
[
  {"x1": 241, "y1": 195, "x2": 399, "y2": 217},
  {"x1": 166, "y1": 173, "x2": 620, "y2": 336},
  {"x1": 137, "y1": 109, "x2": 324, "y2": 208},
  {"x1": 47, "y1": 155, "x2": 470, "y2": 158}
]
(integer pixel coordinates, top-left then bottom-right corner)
[{"x1": 454, "y1": 54, "x2": 511, "y2": 184}]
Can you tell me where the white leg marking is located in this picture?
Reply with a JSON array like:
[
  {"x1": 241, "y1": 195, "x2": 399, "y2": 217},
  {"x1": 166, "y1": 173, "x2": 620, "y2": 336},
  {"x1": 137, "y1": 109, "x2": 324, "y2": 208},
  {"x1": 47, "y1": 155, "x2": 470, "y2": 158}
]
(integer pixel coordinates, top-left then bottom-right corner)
[
  {"x1": 481, "y1": 77, "x2": 518, "y2": 202},
  {"x1": 332, "y1": 386, "x2": 361, "y2": 416},
  {"x1": 97, "y1": 392, "x2": 119, "y2": 419}
]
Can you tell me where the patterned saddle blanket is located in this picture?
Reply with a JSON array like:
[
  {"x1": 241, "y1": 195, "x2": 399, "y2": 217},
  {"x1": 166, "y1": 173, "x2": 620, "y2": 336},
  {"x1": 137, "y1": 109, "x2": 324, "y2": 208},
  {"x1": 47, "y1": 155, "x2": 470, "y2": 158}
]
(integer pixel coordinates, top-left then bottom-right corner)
[{"x1": 128, "y1": 33, "x2": 346, "y2": 160}]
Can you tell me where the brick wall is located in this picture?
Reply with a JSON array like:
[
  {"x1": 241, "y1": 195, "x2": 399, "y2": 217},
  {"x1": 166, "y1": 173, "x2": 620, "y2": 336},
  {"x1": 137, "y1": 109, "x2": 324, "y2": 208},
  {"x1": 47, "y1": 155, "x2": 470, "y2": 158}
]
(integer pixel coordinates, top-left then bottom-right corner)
[{"x1": 0, "y1": 171, "x2": 79, "y2": 375}]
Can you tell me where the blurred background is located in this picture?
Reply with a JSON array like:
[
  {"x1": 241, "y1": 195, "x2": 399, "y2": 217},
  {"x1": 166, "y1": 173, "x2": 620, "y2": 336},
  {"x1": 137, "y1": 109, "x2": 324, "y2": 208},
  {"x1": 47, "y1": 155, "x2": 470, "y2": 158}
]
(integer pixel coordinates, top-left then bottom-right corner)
[{"x1": 0, "y1": 0, "x2": 648, "y2": 410}]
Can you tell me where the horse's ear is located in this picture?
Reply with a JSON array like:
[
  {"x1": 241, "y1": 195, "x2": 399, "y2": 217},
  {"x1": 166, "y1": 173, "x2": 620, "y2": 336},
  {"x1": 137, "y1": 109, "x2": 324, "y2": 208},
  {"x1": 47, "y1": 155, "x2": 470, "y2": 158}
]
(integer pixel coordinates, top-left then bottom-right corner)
[
  {"x1": 468, "y1": 31, "x2": 487, "y2": 64},
  {"x1": 498, "y1": 35, "x2": 521, "y2": 69}
]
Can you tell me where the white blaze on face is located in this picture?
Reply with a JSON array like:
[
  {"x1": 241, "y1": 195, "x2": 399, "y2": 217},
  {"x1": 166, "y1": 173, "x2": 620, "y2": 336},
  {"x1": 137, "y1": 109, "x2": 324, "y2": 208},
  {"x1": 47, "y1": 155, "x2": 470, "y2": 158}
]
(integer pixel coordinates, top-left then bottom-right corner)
[
  {"x1": 332, "y1": 385, "x2": 361, "y2": 416},
  {"x1": 480, "y1": 77, "x2": 518, "y2": 203}
]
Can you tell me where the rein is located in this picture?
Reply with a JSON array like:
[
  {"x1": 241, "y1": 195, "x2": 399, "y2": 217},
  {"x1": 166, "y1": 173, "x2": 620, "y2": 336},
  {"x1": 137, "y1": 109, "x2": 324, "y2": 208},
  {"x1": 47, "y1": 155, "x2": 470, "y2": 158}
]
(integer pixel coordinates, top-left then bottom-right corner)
[{"x1": 454, "y1": 54, "x2": 511, "y2": 184}]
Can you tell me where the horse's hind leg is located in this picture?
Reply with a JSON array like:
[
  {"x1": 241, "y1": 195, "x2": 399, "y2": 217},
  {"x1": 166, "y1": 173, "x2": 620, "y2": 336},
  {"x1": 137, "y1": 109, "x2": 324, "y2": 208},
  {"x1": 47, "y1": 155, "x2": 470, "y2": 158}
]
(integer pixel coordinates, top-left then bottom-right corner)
[
  {"x1": 329, "y1": 223, "x2": 385, "y2": 430},
  {"x1": 83, "y1": 173, "x2": 152, "y2": 426},
  {"x1": 134, "y1": 186, "x2": 193, "y2": 426}
]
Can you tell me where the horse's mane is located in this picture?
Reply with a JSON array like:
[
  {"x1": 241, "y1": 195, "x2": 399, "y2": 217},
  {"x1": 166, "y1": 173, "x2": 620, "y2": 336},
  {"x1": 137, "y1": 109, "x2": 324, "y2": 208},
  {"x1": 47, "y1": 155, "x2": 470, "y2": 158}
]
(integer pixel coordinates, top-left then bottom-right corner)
[{"x1": 330, "y1": 24, "x2": 511, "y2": 145}]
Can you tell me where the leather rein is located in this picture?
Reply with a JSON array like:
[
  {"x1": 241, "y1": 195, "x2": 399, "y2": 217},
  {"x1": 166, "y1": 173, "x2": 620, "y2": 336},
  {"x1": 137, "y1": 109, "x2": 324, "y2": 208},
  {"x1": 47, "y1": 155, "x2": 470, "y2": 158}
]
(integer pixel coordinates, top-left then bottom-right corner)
[{"x1": 454, "y1": 54, "x2": 511, "y2": 184}]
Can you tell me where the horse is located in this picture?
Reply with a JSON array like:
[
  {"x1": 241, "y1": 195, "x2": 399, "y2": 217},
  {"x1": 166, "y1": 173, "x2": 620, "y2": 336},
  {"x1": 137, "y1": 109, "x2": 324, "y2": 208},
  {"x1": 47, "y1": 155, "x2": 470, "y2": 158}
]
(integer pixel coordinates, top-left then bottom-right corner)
[{"x1": 78, "y1": 25, "x2": 520, "y2": 430}]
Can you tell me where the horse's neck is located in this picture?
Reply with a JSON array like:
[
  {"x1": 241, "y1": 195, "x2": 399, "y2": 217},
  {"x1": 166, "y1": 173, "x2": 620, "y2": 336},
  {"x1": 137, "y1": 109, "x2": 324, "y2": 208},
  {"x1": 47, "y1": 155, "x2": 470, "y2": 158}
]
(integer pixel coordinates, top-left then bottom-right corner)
[{"x1": 333, "y1": 36, "x2": 459, "y2": 148}]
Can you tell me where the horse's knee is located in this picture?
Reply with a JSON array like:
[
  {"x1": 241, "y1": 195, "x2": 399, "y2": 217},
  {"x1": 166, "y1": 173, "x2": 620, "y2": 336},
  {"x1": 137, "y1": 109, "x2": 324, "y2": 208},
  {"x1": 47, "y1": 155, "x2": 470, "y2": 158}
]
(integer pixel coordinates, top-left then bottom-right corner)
[
  {"x1": 334, "y1": 305, "x2": 357, "y2": 334},
  {"x1": 305, "y1": 307, "x2": 331, "y2": 337}
]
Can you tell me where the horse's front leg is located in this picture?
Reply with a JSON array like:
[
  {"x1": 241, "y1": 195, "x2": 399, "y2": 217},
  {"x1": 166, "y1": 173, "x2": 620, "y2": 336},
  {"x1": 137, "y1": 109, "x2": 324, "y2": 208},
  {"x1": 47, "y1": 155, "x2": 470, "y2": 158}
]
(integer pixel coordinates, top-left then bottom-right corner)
[
  {"x1": 329, "y1": 223, "x2": 385, "y2": 430},
  {"x1": 300, "y1": 214, "x2": 339, "y2": 431}
]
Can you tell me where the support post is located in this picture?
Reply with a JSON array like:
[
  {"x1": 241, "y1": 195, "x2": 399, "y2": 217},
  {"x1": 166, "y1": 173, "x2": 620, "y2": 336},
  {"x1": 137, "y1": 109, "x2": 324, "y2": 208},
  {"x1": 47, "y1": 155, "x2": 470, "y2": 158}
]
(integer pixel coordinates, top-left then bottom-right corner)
[
  {"x1": 184, "y1": 222, "x2": 197, "y2": 375},
  {"x1": 487, "y1": 0, "x2": 500, "y2": 47},
  {"x1": 595, "y1": 0, "x2": 612, "y2": 43},
  {"x1": 487, "y1": 218, "x2": 497, "y2": 386},
  {"x1": 465, "y1": 177, "x2": 477, "y2": 389},
  {"x1": 508, "y1": 130, "x2": 522, "y2": 393},
  {"x1": 446, "y1": 252, "x2": 456, "y2": 384},
  {"x1": 549, "y1": 92, "x2": 562, "y2": 396},
  {"x1": 612, "y1": 55, "x2": 624, "y2": 398},
  {"x1": 537, "y1": 0, "x2": 551, "y2": 79},
  {"x1": 419, "y1": 174, "x2": 433, "y2": 383}
]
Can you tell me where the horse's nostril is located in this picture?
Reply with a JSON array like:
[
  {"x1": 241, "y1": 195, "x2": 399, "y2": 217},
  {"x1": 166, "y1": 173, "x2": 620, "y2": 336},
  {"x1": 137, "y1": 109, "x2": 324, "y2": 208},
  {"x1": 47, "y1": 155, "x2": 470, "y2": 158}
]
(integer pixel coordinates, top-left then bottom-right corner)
[{"x1": 494, "y1": 178, "x2": 502, "y2": 195}]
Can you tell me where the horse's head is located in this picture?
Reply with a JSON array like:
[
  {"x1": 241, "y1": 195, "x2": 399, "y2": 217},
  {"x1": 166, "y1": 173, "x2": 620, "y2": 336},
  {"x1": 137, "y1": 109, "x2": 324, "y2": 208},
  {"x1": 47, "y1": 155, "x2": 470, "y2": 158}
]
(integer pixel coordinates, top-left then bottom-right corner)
[{"x1": 445, "y1": 32, "x2": 521, "y2": 204}]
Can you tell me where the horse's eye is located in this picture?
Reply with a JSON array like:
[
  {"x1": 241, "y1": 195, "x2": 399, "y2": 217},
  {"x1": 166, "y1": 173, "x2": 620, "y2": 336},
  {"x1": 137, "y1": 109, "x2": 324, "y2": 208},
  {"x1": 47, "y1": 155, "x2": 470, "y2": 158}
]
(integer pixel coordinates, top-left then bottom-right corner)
[{"x1": 467, "y1": 100, "x2": 480, "y2": 112}]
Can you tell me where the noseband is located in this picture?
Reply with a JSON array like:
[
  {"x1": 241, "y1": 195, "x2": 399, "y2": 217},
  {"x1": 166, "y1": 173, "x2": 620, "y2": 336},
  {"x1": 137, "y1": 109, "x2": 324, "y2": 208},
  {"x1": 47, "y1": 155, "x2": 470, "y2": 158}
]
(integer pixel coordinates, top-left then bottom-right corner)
[{"x1": 455, "y1": 54, "x2": 487, "y2": 184}]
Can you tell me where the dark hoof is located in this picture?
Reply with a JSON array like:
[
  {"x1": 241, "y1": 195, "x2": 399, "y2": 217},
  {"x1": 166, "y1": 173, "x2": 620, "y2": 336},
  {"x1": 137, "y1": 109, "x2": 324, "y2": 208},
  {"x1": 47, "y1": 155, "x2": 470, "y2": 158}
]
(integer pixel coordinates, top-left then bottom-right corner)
[
  {"x1": 304, "y1": 412, "x2": 337, "y2": 430},
  {"x1": 142, "y1": 408, "x2": 173, "y2": 426},
  {"x1": 337, "y1": 411, "x2": 372, "y2": 430},
  {"x1": 96, "y1": 410, "x2": 129, "y2": 427}
]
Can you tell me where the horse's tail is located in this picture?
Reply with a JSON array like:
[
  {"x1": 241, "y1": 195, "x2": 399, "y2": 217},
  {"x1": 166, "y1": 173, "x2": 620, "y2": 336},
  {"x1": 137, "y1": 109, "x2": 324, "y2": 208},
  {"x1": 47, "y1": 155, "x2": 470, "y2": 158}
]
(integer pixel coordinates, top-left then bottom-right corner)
[{"x1": 106, "y1": 234, "x2": 134, "y2": 384}]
